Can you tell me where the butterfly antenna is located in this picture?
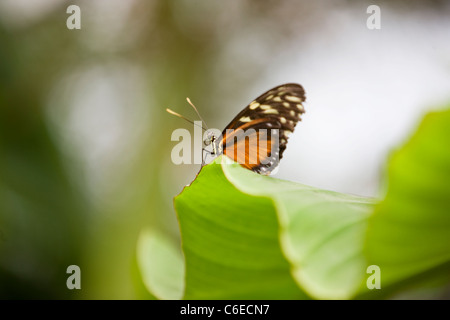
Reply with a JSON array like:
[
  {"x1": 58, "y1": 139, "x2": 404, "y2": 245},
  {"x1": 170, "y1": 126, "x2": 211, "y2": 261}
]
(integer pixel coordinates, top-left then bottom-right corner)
[
  {"x1": 166, "y1": 108, "x2": 206, "y2": 132},
  {"x1": 186, "y1": 97, "x2": 209, "y2": 130}
]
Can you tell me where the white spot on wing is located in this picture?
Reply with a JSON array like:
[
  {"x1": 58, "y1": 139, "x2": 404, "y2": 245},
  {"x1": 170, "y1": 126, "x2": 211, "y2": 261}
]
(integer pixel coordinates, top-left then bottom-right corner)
[
  {"x1": 273, "y1": 96, "x2": 282, "y2": 102},
  {"x1": 249, "y1": 102, "x2": 260, "y2": 110},
  {"x1": 240, "y1": 116, "x2": 252, "y2": 122},
  {"x1": 286, "y1": 95, "x2": 302, "y2": 103},
  {"x1": 263, "y1": 109, "x2": 279, "y2": 114}
]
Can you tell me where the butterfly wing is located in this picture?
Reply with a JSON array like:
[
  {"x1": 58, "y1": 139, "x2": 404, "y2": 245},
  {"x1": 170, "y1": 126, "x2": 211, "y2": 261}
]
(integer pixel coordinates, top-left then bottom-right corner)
[{"x1": 220, "y1": 83, "x2": 306, "y2": 174}]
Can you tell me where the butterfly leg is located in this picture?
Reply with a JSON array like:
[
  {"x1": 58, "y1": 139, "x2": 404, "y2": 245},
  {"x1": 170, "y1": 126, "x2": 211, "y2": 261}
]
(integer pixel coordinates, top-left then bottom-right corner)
[
  {"x1": 201, "y1": 148, "x2": 206, "y2": 168},
  {"x1": 201, "y1": 147, "x2": 215, "y2": 168}
]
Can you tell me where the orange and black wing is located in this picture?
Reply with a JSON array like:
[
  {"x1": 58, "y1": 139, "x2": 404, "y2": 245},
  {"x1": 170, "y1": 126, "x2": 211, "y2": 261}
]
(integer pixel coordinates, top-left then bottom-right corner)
[{"x1": 220, "y1": 83, "x2": 306, "y2": 174}]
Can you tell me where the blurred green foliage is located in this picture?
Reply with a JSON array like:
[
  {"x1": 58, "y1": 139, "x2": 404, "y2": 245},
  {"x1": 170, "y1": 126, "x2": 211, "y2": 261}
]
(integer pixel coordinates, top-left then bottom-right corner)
[
  {"x1": 0, "y1": 13, "x2": 87, "y2": 298},
  {"x1": 364, "y1": 108, "x2": 450, "y2": 298}
]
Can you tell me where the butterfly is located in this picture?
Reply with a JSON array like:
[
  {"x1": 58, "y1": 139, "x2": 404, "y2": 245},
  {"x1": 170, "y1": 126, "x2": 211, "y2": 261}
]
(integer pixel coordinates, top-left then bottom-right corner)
[{"x1": 168, "y1": 83, "x2": 306, "y2": 175}]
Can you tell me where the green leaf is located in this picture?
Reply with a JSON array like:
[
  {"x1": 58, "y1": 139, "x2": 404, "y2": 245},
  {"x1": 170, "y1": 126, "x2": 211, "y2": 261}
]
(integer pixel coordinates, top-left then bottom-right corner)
[
  {"x1": 137, "y1": 230, "x2": 185, "y2": 300},
  {"x1": 221, "y1": 161, "x2": 375, "y2": 299},
  {"x1": 172, "y1": 156, "x2": 375, "y2": 299},
  {"x1": 175, "y1": 159, "x2": 307, "y2": 299},
  {"x1": 364, "y1": 109, "x2": 450, "y2": 290}
]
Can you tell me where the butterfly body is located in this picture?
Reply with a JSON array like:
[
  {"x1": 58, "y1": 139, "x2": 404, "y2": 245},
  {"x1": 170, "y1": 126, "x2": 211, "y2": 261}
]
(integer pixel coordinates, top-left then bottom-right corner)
[{"x1": 203, "y1": 83, "x2": 306, "y2": 175}]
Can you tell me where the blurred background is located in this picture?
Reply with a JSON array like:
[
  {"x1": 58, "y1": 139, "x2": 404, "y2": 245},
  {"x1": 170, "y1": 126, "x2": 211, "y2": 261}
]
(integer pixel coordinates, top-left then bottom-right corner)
[{"x1": 0, "y1": 0, "x2": 449, "y2": 299}]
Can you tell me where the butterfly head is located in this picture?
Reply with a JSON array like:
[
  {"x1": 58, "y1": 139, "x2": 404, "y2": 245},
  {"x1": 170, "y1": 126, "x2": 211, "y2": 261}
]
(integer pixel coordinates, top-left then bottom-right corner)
[
  {"x1": 204, "y1": 129, "x2": 223, "y2": 155},
  {"x1": 203, "y1": 130, "x2": 216, "y2": 146}
]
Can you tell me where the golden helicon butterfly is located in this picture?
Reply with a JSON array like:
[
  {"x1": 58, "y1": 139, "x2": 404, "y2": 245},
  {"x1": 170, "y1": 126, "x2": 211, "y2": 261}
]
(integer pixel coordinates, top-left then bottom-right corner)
[{"x1": 167, "y1": 83, "x2": 306, "y2": 175}]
